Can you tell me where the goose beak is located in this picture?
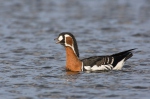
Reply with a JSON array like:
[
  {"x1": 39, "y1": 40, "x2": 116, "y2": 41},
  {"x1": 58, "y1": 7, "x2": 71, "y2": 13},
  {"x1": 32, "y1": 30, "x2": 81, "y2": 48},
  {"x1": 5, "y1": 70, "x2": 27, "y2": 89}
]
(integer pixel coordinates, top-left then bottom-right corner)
[{"x1": 54, "y1": 38, "x2": 60, "y2": 44}]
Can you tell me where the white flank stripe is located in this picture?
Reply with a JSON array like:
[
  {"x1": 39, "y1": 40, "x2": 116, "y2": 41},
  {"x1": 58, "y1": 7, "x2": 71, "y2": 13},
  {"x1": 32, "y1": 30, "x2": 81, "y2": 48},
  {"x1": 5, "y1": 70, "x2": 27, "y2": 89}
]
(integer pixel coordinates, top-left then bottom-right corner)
[
  {"x1": 111, "y1": 57, "x2": 114, "y2": 64},
  {"x1": 107, "y1": 57, "x2": 109, "y2": 64},
  {"x1": 105, "y1": 65, "x2": 112, "y2": 70},
  {"x1": 85, "y1": 64, "x2": 114, "y2": 71}
]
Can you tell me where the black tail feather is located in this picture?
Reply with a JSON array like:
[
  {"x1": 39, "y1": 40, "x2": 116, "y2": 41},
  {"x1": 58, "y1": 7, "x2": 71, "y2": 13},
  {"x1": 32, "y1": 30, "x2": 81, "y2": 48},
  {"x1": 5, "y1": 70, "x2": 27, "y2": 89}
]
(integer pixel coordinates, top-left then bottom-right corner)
[
  {"x1": 124, "y1": 52, "x2": 133, "y2": 61},
  {"x1": 111, "y1": 48, "x2": 137, "y2": 57},
  {"x1": 111, "y1": 48, "x2": 136, "y2": 67}
]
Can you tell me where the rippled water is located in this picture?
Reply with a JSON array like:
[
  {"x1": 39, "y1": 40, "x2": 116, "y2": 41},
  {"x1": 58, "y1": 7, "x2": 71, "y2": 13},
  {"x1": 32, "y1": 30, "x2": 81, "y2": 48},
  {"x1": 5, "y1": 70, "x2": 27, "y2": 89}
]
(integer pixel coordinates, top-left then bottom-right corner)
[{"x1": 0, "y1": 0, "x2": 150, "y2": 99}]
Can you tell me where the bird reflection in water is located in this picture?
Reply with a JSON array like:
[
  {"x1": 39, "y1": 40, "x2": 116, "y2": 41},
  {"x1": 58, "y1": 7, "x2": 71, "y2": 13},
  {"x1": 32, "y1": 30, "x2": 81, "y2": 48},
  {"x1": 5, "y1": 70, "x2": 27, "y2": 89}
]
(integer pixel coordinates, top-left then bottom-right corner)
[{"x1": 64, "y1": 71, "x2": 80, "y2": 82}]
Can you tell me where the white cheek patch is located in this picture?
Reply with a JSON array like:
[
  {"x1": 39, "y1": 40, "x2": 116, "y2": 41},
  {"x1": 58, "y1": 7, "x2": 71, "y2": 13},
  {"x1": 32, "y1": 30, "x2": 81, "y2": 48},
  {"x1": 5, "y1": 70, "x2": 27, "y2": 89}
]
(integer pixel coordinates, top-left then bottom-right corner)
[{"x1": 58, "y1": 35, "x2": 63, "y2": 41}]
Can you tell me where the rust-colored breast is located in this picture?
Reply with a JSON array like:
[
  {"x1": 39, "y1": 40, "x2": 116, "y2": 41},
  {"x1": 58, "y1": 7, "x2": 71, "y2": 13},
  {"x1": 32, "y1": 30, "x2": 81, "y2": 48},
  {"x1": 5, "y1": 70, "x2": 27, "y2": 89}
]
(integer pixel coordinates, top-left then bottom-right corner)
[{"x1": 65, "y1": 47, "x2": 82, "y2": 71}]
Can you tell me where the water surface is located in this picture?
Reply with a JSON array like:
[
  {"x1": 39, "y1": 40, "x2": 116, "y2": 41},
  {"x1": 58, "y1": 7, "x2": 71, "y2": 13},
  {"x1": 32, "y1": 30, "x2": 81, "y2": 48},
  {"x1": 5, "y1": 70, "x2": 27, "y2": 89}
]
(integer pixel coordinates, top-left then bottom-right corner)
[{"x1": 0, "y1": 0, "x2": 150, "y2": 99}]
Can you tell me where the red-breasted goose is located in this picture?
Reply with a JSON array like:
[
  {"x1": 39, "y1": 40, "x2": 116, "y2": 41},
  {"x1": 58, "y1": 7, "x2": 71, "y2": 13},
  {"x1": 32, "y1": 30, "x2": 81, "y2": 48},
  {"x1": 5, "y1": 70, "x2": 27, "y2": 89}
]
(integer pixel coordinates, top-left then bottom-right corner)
[{"x1": 55, "y1": 32, "x2": 136, "y2": 72}]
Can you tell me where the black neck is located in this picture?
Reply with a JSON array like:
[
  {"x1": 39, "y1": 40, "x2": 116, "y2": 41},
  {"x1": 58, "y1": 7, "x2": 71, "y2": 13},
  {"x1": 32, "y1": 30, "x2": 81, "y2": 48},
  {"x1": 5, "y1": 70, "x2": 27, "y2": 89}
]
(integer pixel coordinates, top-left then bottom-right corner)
[{"x1": 72, "y1": 36, "x2": 79, "y2": 57}]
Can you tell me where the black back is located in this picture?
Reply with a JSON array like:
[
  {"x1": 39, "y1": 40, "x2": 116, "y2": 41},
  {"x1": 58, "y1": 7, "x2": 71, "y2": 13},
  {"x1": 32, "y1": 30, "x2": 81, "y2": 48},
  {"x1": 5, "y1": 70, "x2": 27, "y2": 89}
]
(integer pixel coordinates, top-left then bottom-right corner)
[{"x1": 82, "y1": 49, "x2": 136, "y2": 67}]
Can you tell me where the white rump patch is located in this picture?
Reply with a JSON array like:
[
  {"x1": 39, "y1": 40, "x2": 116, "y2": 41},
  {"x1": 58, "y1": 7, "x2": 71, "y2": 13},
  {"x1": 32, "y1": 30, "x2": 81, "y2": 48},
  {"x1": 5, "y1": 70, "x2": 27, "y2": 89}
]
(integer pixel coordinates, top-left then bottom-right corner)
[
  {"x1": 113, "y1": 58, "x2": 125, "y2": 70},
  {"x1": 58, "y1": 35, "x2": 63, "y2": 41}
]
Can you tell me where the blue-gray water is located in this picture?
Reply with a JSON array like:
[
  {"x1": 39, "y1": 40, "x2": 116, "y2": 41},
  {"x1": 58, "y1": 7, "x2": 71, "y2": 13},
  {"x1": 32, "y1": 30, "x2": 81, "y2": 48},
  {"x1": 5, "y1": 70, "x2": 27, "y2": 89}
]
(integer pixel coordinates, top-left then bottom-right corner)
[{"x1": 0, "y1": 0, "x2": 150, "y2": 99}]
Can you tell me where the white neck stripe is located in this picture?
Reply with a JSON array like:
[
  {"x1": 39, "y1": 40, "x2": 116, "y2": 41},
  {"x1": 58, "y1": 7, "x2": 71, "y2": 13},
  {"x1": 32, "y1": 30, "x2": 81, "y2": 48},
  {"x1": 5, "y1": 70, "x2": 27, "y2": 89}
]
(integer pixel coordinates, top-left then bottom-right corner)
[
  {"x1": 81, "y1": 62, "x2": 84, "y2": 71},
  {"x1": 65, "y1": 43, "x2": 77, "y2": 57},
  {"x1": 65, "y1": 35, "x2": 78, "y2": 57}
]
